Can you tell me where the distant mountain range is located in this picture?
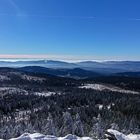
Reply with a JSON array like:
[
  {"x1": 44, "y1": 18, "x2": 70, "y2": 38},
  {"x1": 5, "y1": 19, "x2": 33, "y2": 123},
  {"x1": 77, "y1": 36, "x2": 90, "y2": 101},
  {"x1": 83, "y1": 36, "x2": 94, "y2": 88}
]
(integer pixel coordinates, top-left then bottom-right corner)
[
  {"x1": 0, "y1": 66, "x2": 140, "y2": 91},
  {"x1": 18, "y1": 66, "x2": 140, "y2": 79},
  {"x1": 0, "y1": 60, "x2": 140, "y2": 74},
  {"x1": 18, "y1": 66, "x2": 102, "y2": 79},
  {"x1": 116, "y1": 71, "x2": 140, "y2": 77}
]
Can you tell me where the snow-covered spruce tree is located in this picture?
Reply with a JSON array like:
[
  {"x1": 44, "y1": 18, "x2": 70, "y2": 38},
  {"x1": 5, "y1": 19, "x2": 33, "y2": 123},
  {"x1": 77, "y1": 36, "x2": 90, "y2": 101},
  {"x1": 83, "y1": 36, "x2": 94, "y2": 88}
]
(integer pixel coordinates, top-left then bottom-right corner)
[
  {"x1": 128, "y1": 117, "x2": 140, "y2": 134},
  {"x1": 60, "y1": 111, "x2": 74, "y2": 136},
  {"x1": 25, "y1": 122, "x2": 34, "y2": 134},
  {"x1": 43, "y1": 114, "x2": 56, "y2": 136},
  {"x1": 89, "y1": 117, "x2": 97, "y2": 138},
  {"x1": 0, "y1": 125, "x2": 11, "y2": 139},
  {"x1": 91, "y1": 114, "x2": 104, "y2": 139},
  {"x1": 13, "y1": 123, "x2": 22, "y2": 138},
  {"x1": 32, "y1": 116, "x2": 41, "y2": 132},
  {"x1": 73, "y1": 113, "x2": 84, "y2": 137},
  {"x1": 110, "y1": 123, "x2": 119, "y2": 131}
]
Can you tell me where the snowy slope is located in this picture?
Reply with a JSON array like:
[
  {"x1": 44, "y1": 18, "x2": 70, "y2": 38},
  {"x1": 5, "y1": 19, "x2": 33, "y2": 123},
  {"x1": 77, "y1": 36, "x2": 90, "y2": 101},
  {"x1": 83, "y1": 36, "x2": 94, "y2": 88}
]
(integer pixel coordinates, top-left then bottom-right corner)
[
  {"x1": 80, "y1": 84, "x2": 139, "y2": 94},
  {"x1": 106, "y1": 129, "x2": 140, "y2": 140},
  {"x1": 9, "y1": 133, "x2": 92, "y2": 140},
  {"x1": 6, "y1": 131, "x2": 140, "y2": 140}
]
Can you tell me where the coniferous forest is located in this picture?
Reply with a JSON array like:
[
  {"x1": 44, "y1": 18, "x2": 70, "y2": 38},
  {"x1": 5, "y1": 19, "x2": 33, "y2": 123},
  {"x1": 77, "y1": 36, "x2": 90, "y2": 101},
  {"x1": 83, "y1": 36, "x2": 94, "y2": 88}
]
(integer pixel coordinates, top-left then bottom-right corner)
[{"x1": 0, "y1": 68, "x2": 140, "y2": 139}]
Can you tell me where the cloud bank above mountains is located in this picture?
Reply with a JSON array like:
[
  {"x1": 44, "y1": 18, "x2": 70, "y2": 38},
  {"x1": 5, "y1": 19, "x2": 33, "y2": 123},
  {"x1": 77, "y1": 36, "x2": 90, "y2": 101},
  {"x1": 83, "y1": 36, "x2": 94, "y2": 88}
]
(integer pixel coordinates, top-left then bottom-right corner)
[{"x1": 0, "y1": 54, "x2": 140, "y2": 62}]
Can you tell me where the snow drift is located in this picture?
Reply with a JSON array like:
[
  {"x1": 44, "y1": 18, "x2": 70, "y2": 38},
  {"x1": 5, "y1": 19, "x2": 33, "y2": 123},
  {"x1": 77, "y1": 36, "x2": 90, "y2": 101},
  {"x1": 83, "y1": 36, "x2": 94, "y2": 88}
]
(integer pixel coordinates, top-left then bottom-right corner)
[
  {"x1": 5, "y1": 130, "x2": 140, "y2": 140},
  {"x1": 9, "y1": 133, "x2": 92, "y2": 140},
  {"x1": 106, "y1": 129, "x2": 140, "y2": 140}
]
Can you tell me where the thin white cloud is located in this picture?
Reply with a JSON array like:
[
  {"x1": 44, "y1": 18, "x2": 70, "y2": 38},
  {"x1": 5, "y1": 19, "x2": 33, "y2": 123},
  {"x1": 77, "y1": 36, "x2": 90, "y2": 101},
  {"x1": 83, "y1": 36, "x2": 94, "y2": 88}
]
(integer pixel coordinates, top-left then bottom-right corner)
[
  {"x1": 0, "y1": 54, "x2": 139, "y2": 62},
  {"x1": 0, "y1": 54, "x2": 95, "y2": 61}
]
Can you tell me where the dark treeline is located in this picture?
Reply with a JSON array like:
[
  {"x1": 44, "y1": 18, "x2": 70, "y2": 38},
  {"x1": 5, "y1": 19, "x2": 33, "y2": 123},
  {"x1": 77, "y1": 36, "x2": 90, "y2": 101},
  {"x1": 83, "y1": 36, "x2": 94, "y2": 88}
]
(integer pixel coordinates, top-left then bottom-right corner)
[{"x1": 87, "y1": 76, "x2": 140, "y2": 91}]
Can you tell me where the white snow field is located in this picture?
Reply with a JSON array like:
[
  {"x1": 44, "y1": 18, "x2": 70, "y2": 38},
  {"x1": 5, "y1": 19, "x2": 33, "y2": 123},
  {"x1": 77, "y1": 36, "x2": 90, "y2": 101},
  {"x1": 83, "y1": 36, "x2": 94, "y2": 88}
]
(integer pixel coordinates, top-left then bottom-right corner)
[
  {"x1": 6, "y1": 130, "x2": 140, "y2": 140},
  {"x1": 106, "y1": 129, "x2": 140, "y2": 140},
  {"x1": 80, "y1": 84, "x2": 139, "y2": 94},
  {"x1": 9, "y1": 133, "x2": 92, "y2": 140}
]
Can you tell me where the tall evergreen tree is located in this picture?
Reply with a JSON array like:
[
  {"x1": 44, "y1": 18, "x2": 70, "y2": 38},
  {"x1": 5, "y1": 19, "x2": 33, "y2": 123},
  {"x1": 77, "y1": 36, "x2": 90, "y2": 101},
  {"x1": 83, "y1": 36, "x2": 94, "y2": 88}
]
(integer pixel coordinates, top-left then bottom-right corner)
[
  {"x1": 44, "y1": 114, "x2": 56, "y2": 136},
  {"x1": 73, "y1": 113, "x2": 84, "y2": 137},
  {"x1": 60, "y1": 112, "x2": 74, "y2": 136}
]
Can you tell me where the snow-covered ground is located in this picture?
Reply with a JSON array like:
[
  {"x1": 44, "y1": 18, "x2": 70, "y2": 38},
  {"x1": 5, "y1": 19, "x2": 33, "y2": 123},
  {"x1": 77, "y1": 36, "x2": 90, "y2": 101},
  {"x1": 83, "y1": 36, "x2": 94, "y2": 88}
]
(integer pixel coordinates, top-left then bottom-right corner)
[
  {"x1": 79, "y1": 84, "x2": 139, "y2": 94},
  {"x1": 3, "y1": 130, "x2": 139, "y2": 140},
  {"x1": 0, "y1": 87, "x2": 61, "y2": 97},
  {"x1": 34, "y1": 91, "x2": 61, "y2": 97},
  {"x1": 0, "y1": 87, "x2": 29, "y2": 96},
  {"x1": 21, "y1": 74, "x2": 46, "y2": 82},
  {"x1": 9, "y1": 133, "x2": 92, "y2": 140},
  {"x1": 106, "y1": 129, "x2": 140, "y2": 140},
  {"x1": 0, "y1": 75, "x2": 10, "y2": 81}
]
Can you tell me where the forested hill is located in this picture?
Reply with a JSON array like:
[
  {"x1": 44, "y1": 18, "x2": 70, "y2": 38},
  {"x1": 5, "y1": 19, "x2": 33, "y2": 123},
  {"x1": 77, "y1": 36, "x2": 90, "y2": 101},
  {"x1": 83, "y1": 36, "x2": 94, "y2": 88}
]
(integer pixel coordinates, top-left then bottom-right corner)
[{"x1": 0, "y1": 68, "x2": 139, "y2": 139}]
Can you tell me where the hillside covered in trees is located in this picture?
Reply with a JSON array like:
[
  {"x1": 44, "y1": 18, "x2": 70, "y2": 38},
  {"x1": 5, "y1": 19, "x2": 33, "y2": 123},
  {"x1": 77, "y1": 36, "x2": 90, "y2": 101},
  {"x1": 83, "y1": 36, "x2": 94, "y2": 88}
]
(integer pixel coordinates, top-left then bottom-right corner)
[{"x1": 0, "y1": 68, "x2": 140, "y2": 139}]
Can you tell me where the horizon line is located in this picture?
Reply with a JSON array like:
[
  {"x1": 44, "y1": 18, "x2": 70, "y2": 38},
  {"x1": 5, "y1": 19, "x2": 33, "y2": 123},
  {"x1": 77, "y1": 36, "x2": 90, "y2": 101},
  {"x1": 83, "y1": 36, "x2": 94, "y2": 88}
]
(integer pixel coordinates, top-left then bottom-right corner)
[{"x1": 0, "y1": 54, "x2": 140, "y2": 62}]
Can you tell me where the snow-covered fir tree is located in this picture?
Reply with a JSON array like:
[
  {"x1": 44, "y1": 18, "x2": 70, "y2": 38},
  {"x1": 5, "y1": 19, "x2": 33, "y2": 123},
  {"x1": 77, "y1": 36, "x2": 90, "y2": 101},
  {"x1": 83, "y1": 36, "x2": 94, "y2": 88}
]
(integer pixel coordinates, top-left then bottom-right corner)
[
  {"x1": 110, "y1": 123, "x2": 119, "y2": 131},
  {"x1": 60, "y1": 111, "x2": 74, "y2": 136},
  {"x1": 44, "y1": 114, "x2": 56, "y2": 136},
  {"x1": 91, "y1": 114, "x2": 104, "y2": 139},
  {"x1": 73, "y1": 113, "x2": 84, "y2": 137}
]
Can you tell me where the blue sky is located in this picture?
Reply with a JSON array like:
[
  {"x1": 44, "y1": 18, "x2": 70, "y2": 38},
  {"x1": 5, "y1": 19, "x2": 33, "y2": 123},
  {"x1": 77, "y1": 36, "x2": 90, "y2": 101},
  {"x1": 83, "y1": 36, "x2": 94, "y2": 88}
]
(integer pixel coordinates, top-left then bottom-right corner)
[{"x1": 0, "y1": 0, "x2": 140, "y2": 61}]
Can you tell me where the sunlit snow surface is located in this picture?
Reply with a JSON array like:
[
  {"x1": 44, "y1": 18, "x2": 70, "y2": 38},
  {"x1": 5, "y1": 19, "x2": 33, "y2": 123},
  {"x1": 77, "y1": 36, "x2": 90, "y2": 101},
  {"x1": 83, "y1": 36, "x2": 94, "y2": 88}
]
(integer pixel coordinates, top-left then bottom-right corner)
[
  {"x1": 9, "y1": 134, "x2": 92, "y2": 140},
  {"x1": 80, "y1": 84, "x2": 139, "y2": 94},
  {"x1": 107, "y1": 129, "x2": 140, "y2": 140},
  {"x1": 6, "y1": 130, "x2": 140, "y2": 140},
  {"x1": 0, "y1": 87, "x2": 60, "y2": 97}
]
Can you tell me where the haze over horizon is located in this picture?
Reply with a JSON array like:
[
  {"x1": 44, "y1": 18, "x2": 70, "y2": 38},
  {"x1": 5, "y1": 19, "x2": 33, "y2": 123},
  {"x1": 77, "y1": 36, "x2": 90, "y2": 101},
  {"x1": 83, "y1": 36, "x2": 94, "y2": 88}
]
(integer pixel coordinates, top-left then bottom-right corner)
[
  {"x1": 1, "y1": 54, "x2": 140, "y2": 62},
  {"x1": 0, "y1": 0, "x2": 140, "y2": 61}
]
